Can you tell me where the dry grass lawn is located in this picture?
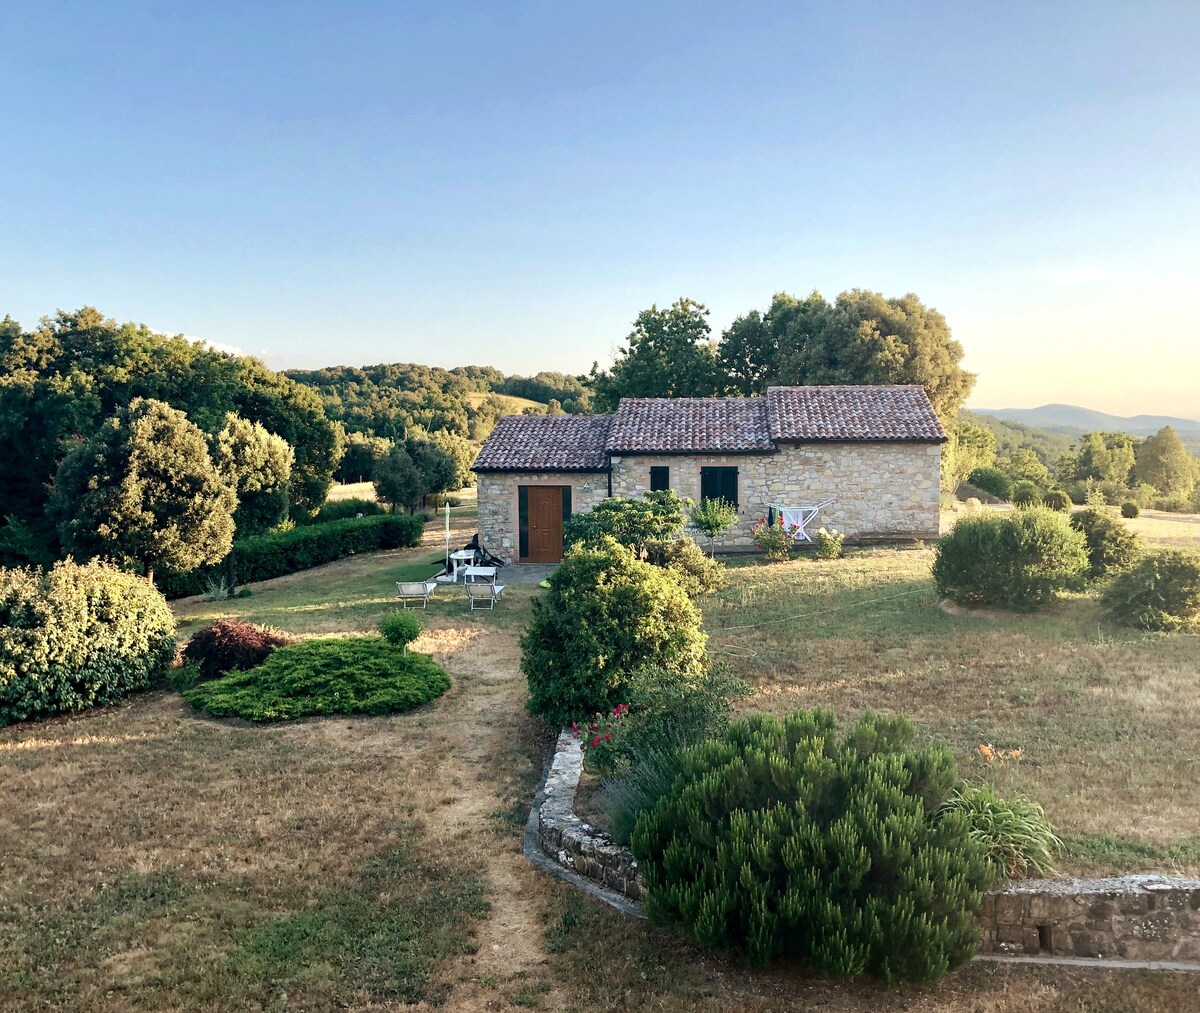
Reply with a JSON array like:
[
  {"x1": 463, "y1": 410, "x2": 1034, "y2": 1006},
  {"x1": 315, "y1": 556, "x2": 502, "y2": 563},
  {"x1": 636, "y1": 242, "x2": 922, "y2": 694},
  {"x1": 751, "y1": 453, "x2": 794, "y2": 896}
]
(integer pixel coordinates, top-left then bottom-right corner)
[{"x1": 2, "y1": 501, "x2": 1199, "y2": 1009}]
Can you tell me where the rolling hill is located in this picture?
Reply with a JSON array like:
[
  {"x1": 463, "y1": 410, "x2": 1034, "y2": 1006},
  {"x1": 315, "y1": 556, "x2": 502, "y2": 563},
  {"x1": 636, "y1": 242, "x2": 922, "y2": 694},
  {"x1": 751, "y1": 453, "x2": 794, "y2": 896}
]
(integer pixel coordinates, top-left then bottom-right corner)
[{"x1": 971, "y1": 403, "x2": 1200, "y2": 437}]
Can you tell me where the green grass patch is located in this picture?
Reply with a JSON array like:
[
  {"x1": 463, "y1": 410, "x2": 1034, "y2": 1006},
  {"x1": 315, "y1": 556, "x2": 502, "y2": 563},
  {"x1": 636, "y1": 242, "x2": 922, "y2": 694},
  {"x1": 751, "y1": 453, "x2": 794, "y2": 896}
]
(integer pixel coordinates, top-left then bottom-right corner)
[
  {"x1": 183, "y1": 637, "x2": 450, "y2": 721},
  {"x1": 232, "y1": 832, "x2": 487, "y2": 1005},
  {"x1": 1062, "y1": 833, "x2": 1200, "y2": 875}
]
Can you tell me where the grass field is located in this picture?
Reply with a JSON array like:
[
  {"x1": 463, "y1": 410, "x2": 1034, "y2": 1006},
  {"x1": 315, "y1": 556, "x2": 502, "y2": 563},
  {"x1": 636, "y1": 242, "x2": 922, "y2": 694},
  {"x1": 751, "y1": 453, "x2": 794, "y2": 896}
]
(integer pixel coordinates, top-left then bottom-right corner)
[
  {"x1": 2, "y1": 501, "x2": 1199, "y2": 1009},
  {"x1": 462, "y1": 390, "x2": 547, "y2": 413}
]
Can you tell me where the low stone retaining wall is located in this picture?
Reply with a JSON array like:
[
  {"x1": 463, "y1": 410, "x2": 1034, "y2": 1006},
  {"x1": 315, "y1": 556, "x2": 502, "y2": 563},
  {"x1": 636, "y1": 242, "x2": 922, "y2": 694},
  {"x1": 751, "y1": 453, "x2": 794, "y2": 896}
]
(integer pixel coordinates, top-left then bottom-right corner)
[
  {"x1": 534, "y1": 729, "x2": 644, "y2": 901},
  {"x1": 530, "y1": 728, "x2": 1200, "y2": 965},
  {"x1": 981, "y1": 875, "x2": 1200, "y2": 961}
]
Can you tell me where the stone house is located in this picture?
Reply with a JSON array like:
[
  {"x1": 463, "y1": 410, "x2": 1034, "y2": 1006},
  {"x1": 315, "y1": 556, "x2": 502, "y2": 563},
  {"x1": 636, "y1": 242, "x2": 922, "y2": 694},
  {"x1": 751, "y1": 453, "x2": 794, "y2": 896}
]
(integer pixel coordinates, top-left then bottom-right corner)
[{"x1": 471, "y1": 385, "x2": 946, "y2": 563}]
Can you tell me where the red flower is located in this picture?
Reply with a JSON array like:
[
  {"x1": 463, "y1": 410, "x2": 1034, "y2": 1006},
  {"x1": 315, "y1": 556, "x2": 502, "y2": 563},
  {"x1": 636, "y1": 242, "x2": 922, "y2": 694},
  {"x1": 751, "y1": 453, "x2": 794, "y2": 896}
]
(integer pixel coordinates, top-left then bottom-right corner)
[{"x1": 590, "y1": 735, "x2": 603, "y2": 748}]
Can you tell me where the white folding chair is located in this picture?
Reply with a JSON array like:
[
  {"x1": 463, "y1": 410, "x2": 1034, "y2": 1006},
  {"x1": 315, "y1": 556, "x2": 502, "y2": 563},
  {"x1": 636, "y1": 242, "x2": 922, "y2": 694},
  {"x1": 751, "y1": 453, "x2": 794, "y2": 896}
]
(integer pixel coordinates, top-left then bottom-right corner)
[
  {"x1": 465, "y1": 582, "x2": 505, "y2": 610},
  {"x1": 395, "y1": 580, "x2": 438, "y2": 609}
]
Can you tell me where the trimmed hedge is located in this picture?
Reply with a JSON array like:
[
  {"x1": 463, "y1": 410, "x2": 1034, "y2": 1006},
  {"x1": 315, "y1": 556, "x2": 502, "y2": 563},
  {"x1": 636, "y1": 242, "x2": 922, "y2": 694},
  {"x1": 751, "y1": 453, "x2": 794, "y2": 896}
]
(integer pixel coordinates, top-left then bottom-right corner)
[
  {"x1": 161, "y1": 514, "x2": 425, "y2": 599},
  {"x1": 1, "y1": 559, "x2": 176, "y2": 725},
  {"x1": 183, "y1": 636, "x2": 450, "y2": 721},
  {"x1": 933, "y1": 507, "x2": 1088, "y2": 611},
  {"x1": 182, "y1": 619, "x2": 296, "y2": 681},
  {"x1": 967, "y1": 467, "x2": 1014, "y2": 502},
  {"x1": 298, "y1": 498, "x2": 386, "y2": 525}
]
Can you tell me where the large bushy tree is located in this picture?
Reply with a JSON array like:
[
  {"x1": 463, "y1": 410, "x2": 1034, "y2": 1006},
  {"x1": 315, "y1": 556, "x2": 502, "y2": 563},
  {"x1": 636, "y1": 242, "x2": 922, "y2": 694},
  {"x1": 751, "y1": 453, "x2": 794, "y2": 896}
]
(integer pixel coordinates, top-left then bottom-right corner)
[
  {"x1": 51, "y1": 398, "x2": 237, "y2": 584},
  {"x1": 214, "y1": 413, "x2": 294, "y2": 537},
  {"x1": 1135, "y1": 426, "x2": 1196, "y2": 498},
  {"x1": 593, "y1": 299, "x2": 721, "y2": 411},
  {"x1": 1058, "y1": 431, "x2": 1137, "y2": 486},
  {"x1": 0, "y1": 308, "x2": 343, "y2": 556},
  {"x1": 718, "y1": 290, "x2": 974, "y2": 421}
]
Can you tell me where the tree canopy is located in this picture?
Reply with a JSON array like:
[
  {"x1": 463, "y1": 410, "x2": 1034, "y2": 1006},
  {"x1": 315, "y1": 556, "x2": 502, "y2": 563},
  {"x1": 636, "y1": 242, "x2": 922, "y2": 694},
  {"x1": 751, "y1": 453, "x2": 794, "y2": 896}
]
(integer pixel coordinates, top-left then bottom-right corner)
[
  {"x1": 1135, "y1": 426, "x2": 1197, "y2": 498},
  {"x1": 719, "y1": 290, "x2": 974, "y2": 420},
  {"x1": 51, "y1": 398, "x2": 237, "y2": 583},
  {"x1": 0, "y1": 308, "x2": 343, "y2": 562},
  {"x1": 592, "y1": 299, "x2": 721, "y2": 411}
]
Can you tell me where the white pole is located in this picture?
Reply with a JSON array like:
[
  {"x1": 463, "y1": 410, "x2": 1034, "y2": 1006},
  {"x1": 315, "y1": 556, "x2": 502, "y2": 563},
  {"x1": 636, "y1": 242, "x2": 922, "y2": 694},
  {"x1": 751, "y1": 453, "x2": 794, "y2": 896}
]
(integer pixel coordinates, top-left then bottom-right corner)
[{"x1": 444, "y1": 501, "x2": 451, "y2": 573}]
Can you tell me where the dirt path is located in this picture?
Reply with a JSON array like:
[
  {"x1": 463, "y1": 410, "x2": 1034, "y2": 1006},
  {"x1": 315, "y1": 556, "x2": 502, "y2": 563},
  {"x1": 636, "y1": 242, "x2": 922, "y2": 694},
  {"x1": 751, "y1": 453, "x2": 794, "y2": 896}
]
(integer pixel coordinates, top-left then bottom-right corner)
[{"x1": 298, "y1": 619, "x2": 563, "y2": 1011}]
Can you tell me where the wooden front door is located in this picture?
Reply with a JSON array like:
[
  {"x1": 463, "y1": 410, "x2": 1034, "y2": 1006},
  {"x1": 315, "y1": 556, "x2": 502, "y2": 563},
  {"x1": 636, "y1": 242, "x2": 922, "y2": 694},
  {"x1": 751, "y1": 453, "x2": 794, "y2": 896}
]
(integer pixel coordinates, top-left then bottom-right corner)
[{"x1": 525, "y1": 486, "x2": 564, "y2": 563}]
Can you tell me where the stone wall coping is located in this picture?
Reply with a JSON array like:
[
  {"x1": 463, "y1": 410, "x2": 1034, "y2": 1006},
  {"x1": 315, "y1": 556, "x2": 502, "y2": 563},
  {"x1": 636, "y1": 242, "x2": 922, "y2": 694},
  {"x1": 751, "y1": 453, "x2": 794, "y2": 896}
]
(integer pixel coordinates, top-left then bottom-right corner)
[{"x1": 525, "y1": 726, "x2": 1200, "y2": 967}]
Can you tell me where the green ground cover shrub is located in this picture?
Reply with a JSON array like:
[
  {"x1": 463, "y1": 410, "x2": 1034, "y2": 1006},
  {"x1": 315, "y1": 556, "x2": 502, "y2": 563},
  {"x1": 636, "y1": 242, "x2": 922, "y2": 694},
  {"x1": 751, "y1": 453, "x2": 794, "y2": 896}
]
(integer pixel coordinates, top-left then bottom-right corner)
[
  {"x1": 1043, "y1": 489, "x2": 1071, "y2": 512},
  {"x1": 564, "y1": 490, "x2": 687, "y2": 551},
  {"x1": 184, "y1": 636, "x2": 450, "y2": 721},
  {"x1": 1069, "y1": 508, "x2": 1140, "y2": 579},
  {"x1": 521, "y1": 537, "x2": 707, "y2": 724},
  {"x1": 630, "y1": 710, "x2": 996, "y2": 982},
  {"x1": 967, "y1": 466, "x2": 1014, "y2": 501},
  {"x1": 1103, "y1": 549, "x2": 1200, "y2": 631},
  {"x1": 0, "y1": 560, "x2": 176, "y2": 725},
  {"x1": 182, "y1": 619, "x2": 296, "y2": 681},
  {"x1": 1011, "y1": 480, "x2": 1042, "y2": 507},
  {"x1": 161, "y1": 514, "x2": 425, "y2": 598},
  {"x1": 1121, "y1": 501, "x2": 1140, "y2": 519},
  {"x1": 939, "y1": 785, "x2": 1061, "y2": 878},
  {"x1": 933, "y1": 507, "x2": 1088, "y2": 611}
]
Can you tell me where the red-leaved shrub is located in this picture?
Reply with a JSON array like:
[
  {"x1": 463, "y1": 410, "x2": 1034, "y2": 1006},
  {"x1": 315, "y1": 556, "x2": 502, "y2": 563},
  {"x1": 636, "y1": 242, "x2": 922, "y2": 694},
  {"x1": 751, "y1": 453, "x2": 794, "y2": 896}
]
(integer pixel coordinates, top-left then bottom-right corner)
[{"x1": 182, "y1": 619, "x2": 295, "y2": 680}]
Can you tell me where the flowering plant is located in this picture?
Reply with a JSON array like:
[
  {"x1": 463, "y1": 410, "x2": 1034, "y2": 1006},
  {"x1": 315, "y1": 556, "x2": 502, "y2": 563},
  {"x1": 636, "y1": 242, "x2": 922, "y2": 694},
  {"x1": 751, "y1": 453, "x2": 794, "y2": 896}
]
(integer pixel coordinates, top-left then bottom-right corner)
[
  {"x1": 751, "y1": 516, "x2": 797, "y2": 561},
  {"x1": 572, "y1": 703, "x2": 630, "y2": 774},
  {"x1": 813, "y1": 526, "x2": 844, "y2": 560}
]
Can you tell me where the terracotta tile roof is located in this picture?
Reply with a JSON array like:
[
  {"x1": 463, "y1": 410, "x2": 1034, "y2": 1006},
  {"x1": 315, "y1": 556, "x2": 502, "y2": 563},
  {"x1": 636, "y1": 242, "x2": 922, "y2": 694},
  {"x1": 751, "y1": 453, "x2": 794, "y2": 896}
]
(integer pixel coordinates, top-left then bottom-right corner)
[
  {"x1": 471, "y1": 414, "x2": 613, "y2": 472},
  {"x1": 607, "y1": 397, "x2": 774, "y2": 453},
  {"x1": 765, "y1": 385, "x2": 947, "y2": 442}
]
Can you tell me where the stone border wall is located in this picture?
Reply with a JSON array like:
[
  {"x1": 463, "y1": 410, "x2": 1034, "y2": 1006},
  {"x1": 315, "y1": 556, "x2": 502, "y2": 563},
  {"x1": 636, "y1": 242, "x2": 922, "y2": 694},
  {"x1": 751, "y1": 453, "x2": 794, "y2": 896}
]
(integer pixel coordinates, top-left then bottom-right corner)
[
  {"x1": 533, "y1": 728, "x2": 645, "y2": 902},
  {"x1": 982, "y1": 875, "x2": 1200, "y2": 961},
  {"x1": 528, "y1": 728, "x2": 1200, "y2": 965}
]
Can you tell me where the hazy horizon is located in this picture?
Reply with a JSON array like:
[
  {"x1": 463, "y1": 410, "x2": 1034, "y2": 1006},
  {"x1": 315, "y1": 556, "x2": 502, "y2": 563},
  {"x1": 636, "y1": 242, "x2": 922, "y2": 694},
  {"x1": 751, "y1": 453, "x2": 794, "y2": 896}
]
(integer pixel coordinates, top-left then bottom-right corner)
[{"x1": 4, "y1": 3, "x2": 1198, "y2": 419}]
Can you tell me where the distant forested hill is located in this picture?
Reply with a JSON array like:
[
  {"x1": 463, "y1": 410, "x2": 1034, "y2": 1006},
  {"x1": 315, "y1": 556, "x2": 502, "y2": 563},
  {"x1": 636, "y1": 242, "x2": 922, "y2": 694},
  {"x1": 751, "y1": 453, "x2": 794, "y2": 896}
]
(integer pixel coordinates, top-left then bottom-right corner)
[
  {"x1": 283, "y1": 363, "x2": 593, "y2": 443},
  {"x1": 958, "y1": 410, "x2": 1075, "y2": 464},
  {"x1": 972, "y1": 403, "x2": 1200, "y2": 442}
]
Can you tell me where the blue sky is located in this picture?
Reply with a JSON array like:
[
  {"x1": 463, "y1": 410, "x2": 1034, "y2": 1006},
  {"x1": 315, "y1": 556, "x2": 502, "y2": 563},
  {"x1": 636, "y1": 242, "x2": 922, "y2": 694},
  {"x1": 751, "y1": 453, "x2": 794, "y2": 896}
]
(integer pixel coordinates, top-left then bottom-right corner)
[{"x1": 2, "y1": 2, "x2": 1198, "y2": 417}]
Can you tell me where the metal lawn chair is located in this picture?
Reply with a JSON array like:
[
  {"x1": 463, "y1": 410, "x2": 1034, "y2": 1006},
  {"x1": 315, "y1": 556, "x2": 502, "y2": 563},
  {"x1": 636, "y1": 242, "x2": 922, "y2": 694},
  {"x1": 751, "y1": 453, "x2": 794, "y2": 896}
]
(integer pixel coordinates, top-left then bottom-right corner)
[
  {"x1": 778, "y1": 500, "x2": 835, "y2": 543},
  {"x1": 395, "y1": 580, "x2": 438, "y2": 609},
  {"x1": 465, "y1": 582, "x2": 505, "y2": 610}
]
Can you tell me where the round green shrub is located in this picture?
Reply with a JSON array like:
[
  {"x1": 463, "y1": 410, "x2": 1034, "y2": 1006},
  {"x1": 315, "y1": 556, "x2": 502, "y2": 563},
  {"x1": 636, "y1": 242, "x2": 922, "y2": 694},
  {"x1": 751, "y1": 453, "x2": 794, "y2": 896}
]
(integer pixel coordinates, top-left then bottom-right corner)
[
  {"x1": 0, "y1": 559, "x2": 176, "y2": 725},
  {"x1": 182, "y1": 619, "x2": 295, "y2": 681},
  {"x1": 938, "y1": 785, "x2": 1061, "y2": 879},
  {"x1": 1042, "y1": 489, "x2": 1071, "y2": 512},
  {"x1": 1102, "y1": 549, "x2": 1200, "y2": 631},
  {"x1": 520, "y1": 537, "x2": 707, "y2": 723},
  {"x1": 643, "y1": 536, "x2": 724, "y2": 599},
  {"x1": 1069, "y1": 508, "x2": 1140, "y2": 579},
  {"x1": 966, "y1": 466, "x2": 1014, "y2": 501},
  {"x1": 1121, "y1": 501, "x2": 1140, "y2": 519},
  {"x1": 380, "y1": 609, "x2": 423, "y2": 647},
  {"x1": 630, "y1": 710, "x2": 996, "y2": 982},
  {"x1": 183, "y1": 636, "x2": 450, "y2": 721},
  {"x1": 933, "y1": 507, "x2": 1088, "y2": 611},
  {"x1": 1011, "y1": 480, "x2": 1042, "y2": 507}
]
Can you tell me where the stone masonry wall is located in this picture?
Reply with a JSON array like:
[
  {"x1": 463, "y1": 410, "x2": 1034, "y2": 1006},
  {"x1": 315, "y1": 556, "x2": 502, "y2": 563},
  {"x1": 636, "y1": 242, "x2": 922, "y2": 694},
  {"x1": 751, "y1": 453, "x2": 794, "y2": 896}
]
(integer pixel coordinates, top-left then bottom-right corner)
[
  {"x1": 474, "y1": 471, "x2": 608, "y2": 564},
  {"x1": 610, "y1": 442, "x2": 942, "y2": 548},
  {"x1": 536, "y1": 728, "x2": 644, "y2": 901},
  {"x1": 532, "y1": 731, "x2": 1200, "y2": 965},
  {"x1": 980, "y1": 875, "x2": 1200, "y2": 961}
]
